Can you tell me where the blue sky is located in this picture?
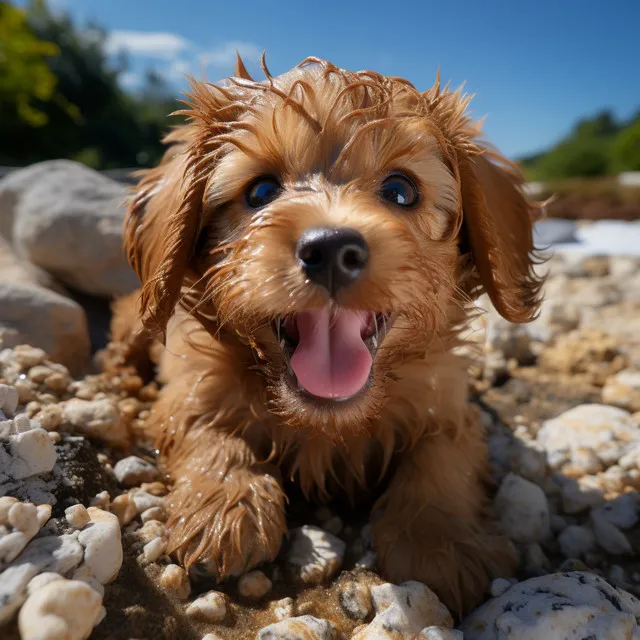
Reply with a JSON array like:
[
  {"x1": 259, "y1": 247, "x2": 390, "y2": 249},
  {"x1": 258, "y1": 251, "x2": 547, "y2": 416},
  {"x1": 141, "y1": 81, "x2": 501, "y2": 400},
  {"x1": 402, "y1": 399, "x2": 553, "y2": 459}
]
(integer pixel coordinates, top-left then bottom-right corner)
[{"x1": 25, "y1": 0, "x2": 640, "y2": 158}]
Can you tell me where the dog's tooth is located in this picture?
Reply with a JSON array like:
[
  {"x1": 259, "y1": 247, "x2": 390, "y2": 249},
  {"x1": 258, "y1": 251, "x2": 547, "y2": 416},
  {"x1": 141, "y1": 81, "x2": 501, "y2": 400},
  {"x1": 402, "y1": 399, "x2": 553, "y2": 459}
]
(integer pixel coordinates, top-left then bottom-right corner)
[
  {"x1": 371, "y1": 335, "x2": 378, "y2": 349},
  {"x1": 280, "y1": 339, "x2": 286, "y2": 350}
]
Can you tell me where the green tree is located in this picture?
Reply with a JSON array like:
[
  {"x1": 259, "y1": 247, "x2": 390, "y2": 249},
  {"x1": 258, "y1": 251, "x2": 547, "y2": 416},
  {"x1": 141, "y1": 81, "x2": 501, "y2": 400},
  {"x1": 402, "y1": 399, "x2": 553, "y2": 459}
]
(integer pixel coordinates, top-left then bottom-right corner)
[
  {"x1": 0, "y1": 1, "x2": 59, "y2": 126},
  {"x1": 612, "y1": 119, "x2": 640, "y2": 172},
  {"x1": 0, "y1": 0, "x2": 179, "y2": 169}
]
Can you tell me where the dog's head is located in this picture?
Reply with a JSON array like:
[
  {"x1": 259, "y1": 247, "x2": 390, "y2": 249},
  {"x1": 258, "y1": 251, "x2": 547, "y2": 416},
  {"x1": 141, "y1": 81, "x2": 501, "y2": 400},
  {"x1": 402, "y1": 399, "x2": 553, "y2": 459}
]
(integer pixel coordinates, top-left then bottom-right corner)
[{"x1": 125, "y1": 56, "x2": 543, "y2": 436}]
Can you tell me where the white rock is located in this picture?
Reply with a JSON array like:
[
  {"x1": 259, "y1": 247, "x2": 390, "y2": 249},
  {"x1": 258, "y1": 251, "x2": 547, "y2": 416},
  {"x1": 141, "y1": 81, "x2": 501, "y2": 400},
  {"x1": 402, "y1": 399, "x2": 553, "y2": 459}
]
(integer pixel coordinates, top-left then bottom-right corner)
[
  {"x1": 560, "y1": 475, "x2": 605, "y2": 514},
  {"x1": 0, "y1": 534, "x2": 84, "y2": 624},
  {"x1": 186, "y1": 591, "x2": 227, "y2": 622},
  {"x1": 592, "y1": 493, "x2": 639, "y2": 530},
  {"x1": 132, "y1": 490, "x2": 164, "y2": 514},
  {"x1": 494, "y1": 473, "x2": 550, "y2": 543},
  {"x1": 353, "y1": 581, "x2": 453, "y2": 639},
  {"x1": 459, "y1": 571, "x2": 640, "y2": 640},
  {"x1": 1, "y1": 160, "x2": 138, "y2": 297},
  {"x1": 61, "y1": 398, "x2": 127, "y2": 446},
  {"x1": 237, "y1": 569, "x2": 272, "y2": 599},
  {"x1": 36, "y1": 504, "x2": 52, "y2": 527},
  {"x1": 419, "y1": 628, "x2": 464, "y2": 640},
  {"x1": 65, "y1": 504, "x2": 91, "y2": 529},
  {"x1": 141, "y1": 506, "x2": 166, "y2": 523},
  {"x1": 113, "y1": 456, "x2": 160, "y2": 487},
  {"x1": 537, "y1": 404, "x2": 638, "y2": 468},
  {"x1": 77, "y1": 507, "x2": 122, "y2": 584},
  {"x1": 8, "y1": 501, "x2": 39, "y2": 538},
  {"x1": 286, "y1": 525, "x2": 346, "y2": 585},
  {"x1": 558, "y1": 525, "x2": 596, "y2": 558},
  {"x1": 339, "y1": 580, "x2": 373, "y2": 621},
  {"x1": 0, "y1": 284, "x2": 90, "y2": 374},
  {"x1": 142, "y1": 537, "x2": 166, "y2": 563},
  {"x1": 18, "y1": 578, "x2": 103, "y2": 640},
  {"x1": 7, "y1": 427, "x2": 57, "y2": 480},
  {"x1": 0, "y1": 383, "x2": 18, "y2": 417},
  {"x1": 272, "y1": 597, "x2": 295, "y2": 621},
  {"x1": 0, "y1": 496, "x2": 18, "y2": 524},
  {"x1": 160, "y1": 564, "x2": 191, "y2": 599},
  {"x1": 590, "y1": 509, "x2": 632, "y2": 555},
  {"x1": 257, "y1": 615, "x2": 337, "y2": 639}
]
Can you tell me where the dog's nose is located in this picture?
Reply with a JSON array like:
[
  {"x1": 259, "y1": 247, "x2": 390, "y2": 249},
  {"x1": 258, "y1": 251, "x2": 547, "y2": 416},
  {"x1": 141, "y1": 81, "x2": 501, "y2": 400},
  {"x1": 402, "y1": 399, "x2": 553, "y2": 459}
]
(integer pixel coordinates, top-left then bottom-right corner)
[{"x1": 296, "y1": 227, "x2": 369, "y2": 295}]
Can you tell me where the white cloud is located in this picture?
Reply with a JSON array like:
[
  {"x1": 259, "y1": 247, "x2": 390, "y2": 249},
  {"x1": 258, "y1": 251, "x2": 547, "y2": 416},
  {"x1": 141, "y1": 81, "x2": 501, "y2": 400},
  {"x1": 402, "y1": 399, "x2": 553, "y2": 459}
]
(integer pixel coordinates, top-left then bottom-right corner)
[
  {"x1": 167, "y1": 59, "x2": 193, "y2": 80},
  {"x1": 105, "y1": 31, "x2": 193, "y2": 60},
  {"x1": 200, "y1": 41, "x2": 262, "y2": 69},
  {"x1": 119, "y1": 72, "x2": 142, "y2": 90}
]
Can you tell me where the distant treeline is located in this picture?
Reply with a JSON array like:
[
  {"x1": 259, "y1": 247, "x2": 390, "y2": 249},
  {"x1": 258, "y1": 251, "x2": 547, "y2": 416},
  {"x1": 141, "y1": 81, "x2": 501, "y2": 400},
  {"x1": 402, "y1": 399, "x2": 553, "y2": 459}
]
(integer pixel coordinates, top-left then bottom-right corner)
[
  {"x1": 2, "y1": 1, "x2": 639, "y2": 177},
  {"x1": 519, "y1": 110, "x2": 640, "y2": 181}
]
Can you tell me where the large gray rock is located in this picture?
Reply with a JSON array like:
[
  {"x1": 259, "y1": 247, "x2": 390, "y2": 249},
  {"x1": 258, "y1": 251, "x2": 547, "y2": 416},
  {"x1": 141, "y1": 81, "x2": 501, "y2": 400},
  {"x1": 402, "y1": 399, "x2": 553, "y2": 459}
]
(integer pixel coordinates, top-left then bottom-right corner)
[
  {"x1": 0, "y1": 282, "x2": 89, "y2": 374},
  {"x1": 0, "y1": 160, "x2": 138, "y2": 297},
  {"x1": 0, "y1": 237, "x2": 65, "y2": 295}
]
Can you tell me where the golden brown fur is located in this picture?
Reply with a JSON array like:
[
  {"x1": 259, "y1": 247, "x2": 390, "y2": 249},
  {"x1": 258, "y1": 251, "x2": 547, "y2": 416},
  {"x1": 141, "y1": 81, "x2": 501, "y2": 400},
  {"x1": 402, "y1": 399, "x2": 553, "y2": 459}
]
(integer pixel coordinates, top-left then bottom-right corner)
[{"x1": 110, "y1": 55, "x2": 544, "y2": 617}]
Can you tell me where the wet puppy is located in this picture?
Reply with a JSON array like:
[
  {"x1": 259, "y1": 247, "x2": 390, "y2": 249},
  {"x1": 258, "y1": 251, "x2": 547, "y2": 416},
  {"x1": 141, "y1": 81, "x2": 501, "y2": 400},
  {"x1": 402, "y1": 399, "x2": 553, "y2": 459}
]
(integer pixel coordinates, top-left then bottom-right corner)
[{"x1": 112, "y1": 56, "x2": 543, "y2": 616}]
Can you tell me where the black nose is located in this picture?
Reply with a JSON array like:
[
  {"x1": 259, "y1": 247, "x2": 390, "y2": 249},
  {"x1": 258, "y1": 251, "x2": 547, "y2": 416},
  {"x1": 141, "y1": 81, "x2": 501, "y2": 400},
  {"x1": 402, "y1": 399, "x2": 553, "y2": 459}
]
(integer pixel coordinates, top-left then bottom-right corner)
[{"x1": 296, "y1": 227, "x2": 369, "y2": 295}]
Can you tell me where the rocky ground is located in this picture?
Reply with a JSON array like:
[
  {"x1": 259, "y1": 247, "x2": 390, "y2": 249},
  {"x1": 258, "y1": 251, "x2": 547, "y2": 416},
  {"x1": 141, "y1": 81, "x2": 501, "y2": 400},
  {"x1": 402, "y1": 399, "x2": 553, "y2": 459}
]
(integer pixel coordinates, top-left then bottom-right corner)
[{"x1": 1, "y1": 161, "x2": 640, "y2": 638}]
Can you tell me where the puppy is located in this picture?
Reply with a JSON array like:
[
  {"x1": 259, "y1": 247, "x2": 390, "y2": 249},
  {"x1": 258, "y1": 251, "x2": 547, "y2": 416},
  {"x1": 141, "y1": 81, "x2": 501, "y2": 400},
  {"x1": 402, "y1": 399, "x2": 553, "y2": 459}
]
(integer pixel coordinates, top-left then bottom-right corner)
[{"x1": 112, "y1": 55, "x2": 544, "y2": 617}]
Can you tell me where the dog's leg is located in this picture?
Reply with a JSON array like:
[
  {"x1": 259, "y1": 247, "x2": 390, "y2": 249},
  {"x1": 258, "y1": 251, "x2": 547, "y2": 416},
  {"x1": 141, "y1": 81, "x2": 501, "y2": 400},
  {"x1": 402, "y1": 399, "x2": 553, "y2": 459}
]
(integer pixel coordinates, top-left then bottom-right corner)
[
  {"x1": 160, "y1": 420, "x2": 287, "y2": 579},
  {"x1": 371, "y1": 408, "x2": 516, "y2": 617}
]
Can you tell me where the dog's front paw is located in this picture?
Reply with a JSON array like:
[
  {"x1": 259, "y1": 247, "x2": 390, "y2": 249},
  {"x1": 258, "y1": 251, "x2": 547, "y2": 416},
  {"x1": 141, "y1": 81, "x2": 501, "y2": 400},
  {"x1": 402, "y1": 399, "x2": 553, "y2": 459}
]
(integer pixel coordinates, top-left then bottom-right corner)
[{"x1": 166, "y1": 469, "x2": 287, "y2": 580}]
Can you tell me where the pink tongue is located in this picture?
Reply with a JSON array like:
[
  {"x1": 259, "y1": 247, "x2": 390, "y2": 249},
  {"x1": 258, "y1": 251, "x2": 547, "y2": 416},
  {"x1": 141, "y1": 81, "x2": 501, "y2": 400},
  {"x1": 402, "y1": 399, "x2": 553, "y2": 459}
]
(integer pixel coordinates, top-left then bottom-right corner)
[{"x1": 290, "y1": 308, "x2": 372, "y2": 399}]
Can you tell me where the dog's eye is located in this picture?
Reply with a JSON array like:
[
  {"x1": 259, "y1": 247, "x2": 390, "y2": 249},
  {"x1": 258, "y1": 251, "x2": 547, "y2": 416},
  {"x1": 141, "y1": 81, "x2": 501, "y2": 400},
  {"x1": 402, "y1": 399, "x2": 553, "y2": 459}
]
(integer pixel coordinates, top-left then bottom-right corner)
[
  {"x1": 246, "y1": 177, "x2": 282, "y2": 208},
  {"x1": 380, "y1": 174, "x2": 418, "y2": 207}
]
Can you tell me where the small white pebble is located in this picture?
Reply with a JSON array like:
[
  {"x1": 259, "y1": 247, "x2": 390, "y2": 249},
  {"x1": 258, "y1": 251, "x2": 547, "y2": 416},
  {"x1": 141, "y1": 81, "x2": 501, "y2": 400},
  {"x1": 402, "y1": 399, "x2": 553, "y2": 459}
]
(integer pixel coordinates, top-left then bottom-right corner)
[
  {"x1": 65, "y1": 504, "x2": 91, "y2": 529},
  {"x1": 110, "y1": 493, "x2": 137, "y2": 526},
  {"x1": 186, "y1": 590, "x2": 227, "y2": 622},
  {"x1": 160, "y1": 564, "x2": 191, "y2": 599},
  {"x1": 490, "y1": 577, "x2": 513, "y2": 597},
  {"x1": 36, "y1": 504, "x2": 52, "y2": 527},
  {"x1": 113, "y1": 455, "x2": 160, "y2": 487},
  {"x1": 90, "y1": 491, "x2": 110, "y2": 510},
  {"x1": 0, "y1": 496, "x2": 18, "y2": 526},
  {"x1": 13, "y1": 413, "x2": 32, "y2": 433},
  {"x1": 141, "y1": 506, "x2": 167, "y2": 523},
  {"x1": 0, "y1": 383, "x2": 19, "y2": 416},
  {"x1": 143, "y1": 537, "x2": 167, "y2": 563},
  {"x1": 273, "y1": 597, "x2": 295, "y2": 621},
  {"x1": 238, "y1": 570, "x2": 272, "y2": 600},
  {"x1": 9, "y1": 501, "x2": 39, "y2": 538},
  {"x1": 136, "y1": 519, "x2": 166, "y2": 544},
  {"x1": 132, "y1": 491, "x2": 164, "y2": 515}
]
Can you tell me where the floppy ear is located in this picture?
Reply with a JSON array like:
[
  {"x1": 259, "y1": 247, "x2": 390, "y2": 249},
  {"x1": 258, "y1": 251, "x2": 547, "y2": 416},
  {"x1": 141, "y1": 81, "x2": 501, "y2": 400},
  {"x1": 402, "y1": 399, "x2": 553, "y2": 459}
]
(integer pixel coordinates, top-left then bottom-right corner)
[
  {"x1": 123, "y1": 136, "x2": 205, "y2": 338},
  {"x1": 458, "y1": 150, "x2": 544, "y2": 323}
]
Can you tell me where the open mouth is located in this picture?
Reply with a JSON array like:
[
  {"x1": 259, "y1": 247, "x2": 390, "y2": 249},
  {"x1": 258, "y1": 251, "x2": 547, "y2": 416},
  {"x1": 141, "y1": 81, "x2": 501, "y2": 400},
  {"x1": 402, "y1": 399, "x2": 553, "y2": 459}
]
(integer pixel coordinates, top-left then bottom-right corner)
[{"x1": 272, "y1": 307, "x2": 394, "y2": 402}]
